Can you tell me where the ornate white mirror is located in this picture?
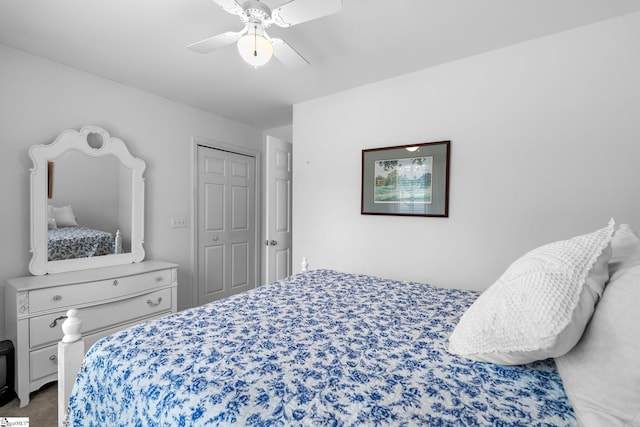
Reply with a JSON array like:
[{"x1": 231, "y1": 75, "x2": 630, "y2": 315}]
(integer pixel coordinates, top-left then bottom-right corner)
[{"x1": 29, "y1": 126, "x2": 145, "y2": 275}]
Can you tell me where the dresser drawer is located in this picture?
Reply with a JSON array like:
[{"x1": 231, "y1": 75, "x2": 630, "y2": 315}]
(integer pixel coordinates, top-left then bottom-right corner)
[
  {"x1": 30, "y1": 345, "x2": 58, "y2": 381},
  {"x1": 29, "y1": 288, "x2": 172, "y2": 349},
  {"x1": 28, "y1": 269, "x2": 172, "y2": 314},
  {"x1": 29, "y1": 310, "x2": 169, "y2": 382}
]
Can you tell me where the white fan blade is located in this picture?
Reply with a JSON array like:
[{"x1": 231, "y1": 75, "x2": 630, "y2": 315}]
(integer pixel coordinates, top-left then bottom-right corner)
[
  {"x1": 271, "y1": 38, "x2": 310, "y2": 70},
  {"x1": 187, "y1": 30, "x2": 244, "y2": 54},
  {"x1": 271, "y1": 0, "x2": 342, "y2": 27},
  {"x1": 212, "y1": 0, "x2": 243, "y2": 16}
]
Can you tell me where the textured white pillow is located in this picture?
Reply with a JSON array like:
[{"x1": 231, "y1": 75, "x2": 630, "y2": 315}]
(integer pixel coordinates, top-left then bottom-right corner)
[
  {"x1": 448, "y1": 220, "x2": 615, "y2": 365},
  {"x1": 53, "y1": 205, "x2": 78, "y2": 227},
  {"x1": 555, "y1": 224, "x2": 640, "y2": 426}
]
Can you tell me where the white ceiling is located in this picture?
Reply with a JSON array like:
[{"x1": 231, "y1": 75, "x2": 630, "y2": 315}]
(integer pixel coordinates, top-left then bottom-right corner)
[{"x1": 1, "y1": 0, "x2": 639, "y2": 130}]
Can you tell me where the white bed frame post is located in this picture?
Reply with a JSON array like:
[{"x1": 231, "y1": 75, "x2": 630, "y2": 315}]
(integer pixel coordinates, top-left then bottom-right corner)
[{"x1": 57, "y1": 309, "x2": 85, "y2": 427}]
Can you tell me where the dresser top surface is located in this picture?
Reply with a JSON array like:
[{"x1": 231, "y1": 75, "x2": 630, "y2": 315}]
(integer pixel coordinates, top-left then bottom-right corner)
[{"x1": 6, "y1": 260, "x2": 177, "y2": 291}]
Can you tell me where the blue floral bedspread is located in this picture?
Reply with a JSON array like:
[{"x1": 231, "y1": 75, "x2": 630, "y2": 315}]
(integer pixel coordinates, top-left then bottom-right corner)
[
  {"x1": 66, "y1": 270, "x2": 576, "y2": 426},
  {"x1": 48, "y1": 226, "x2": 113, "y2": 261}
]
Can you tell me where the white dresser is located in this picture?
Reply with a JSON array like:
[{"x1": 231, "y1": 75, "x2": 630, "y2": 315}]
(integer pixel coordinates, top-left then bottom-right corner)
[{"x1": 5, "y1": 260, "x2": 178, "y2": 407}]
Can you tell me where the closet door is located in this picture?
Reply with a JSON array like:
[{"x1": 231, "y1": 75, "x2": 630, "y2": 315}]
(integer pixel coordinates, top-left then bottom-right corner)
[{"x1": 197, "y1": 145, "x2": 256, "y2": 305}]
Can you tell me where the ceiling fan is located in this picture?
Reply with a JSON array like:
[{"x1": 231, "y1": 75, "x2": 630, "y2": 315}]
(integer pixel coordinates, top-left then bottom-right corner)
[{"x1": 187, "y1": 0, "x2": 342, "y2": 69}]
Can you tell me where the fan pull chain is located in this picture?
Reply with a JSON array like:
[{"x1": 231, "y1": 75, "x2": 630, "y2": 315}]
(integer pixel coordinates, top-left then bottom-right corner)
[{"x1": 254, "y1": 25, "x2": 258, "y2": 57}]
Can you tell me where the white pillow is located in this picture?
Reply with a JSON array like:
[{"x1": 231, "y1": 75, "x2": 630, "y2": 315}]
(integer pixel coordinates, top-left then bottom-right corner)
[
  {"x1": 447, "y1": 220, "x2": 615, "y2": 365},
  {"x1": 47, "y1": 205, "x2": 57, "y2": 229},
  {"x1": 53, "y1": 205, "x2": 78, "y2": 227},
  {"x1": 555, "y1": 224, "x2": 640, "y2": 426},
  {"x1": 608, "y1": 223, "x2": 640, "y2": 276}
]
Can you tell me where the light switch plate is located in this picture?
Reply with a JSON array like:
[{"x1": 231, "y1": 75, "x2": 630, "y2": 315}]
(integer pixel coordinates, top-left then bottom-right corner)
[{"x1": 170, "y1": 217, "x2": 186, "y2": 228}]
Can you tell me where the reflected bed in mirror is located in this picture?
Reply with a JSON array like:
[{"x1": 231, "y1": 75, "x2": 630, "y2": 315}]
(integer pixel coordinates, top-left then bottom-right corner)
[
  {"x1": 29, "y1": 126, "x2": 145, "y2": 275},
  {"x1": 47, "y1": 150, "x2": 128, "y2": 260}
]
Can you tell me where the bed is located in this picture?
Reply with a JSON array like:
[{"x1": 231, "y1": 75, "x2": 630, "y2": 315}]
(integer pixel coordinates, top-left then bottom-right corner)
[
  {"x1": 48, "y1": 226, "x2": 114, "y2": 261},
  {"x1": 64, "y1": 269, "x2": 576, "y2": 426},
  {"x1": 62, "y1": 220, "x2": 640, "y2": 426}
]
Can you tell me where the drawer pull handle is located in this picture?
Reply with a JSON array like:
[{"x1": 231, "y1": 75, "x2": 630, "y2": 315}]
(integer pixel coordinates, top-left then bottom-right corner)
[
  {"x1": 50, "y1": 315, "x2": 68, "y2": 328},
  {"x1": 155, "y1": 276, "x2": 163, "y2": 282},
  {"x1": 49, "y1": 355, "x2": 57, "y2": 363},
  {"x1": 113, "y1": 279, "x2": 119, "y2": 286},
  {"x1": 53, "y1": 295, "x2": 62, "y2": 301},
  {"x1": 147, "y1": 297, "x2": 162, "y2": 307}
]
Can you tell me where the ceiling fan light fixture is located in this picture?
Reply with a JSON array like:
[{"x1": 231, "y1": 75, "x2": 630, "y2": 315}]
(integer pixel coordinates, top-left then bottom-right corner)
[{"x1": 237, "y1": 24, "x2": 273, "y2": 68}]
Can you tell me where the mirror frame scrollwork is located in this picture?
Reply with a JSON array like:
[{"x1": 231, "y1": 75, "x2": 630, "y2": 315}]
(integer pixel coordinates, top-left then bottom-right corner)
[{"x1": 29, "y1": 125, "x2": 146, "y2": 275}]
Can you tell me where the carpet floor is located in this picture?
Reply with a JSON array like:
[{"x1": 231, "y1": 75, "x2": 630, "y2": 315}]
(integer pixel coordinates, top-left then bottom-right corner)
[{"x1": 0, "y1": 381, "x2": 57, "y2": 427}]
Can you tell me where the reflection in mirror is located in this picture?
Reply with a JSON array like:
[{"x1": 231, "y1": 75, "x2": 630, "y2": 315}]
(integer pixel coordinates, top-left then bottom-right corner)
[
  {"x1": 29, "y1": 125, "x2": 145, "y2": 275},
  {"x1": 47, "y1": 151, "x2": 132, "y2": 260}
]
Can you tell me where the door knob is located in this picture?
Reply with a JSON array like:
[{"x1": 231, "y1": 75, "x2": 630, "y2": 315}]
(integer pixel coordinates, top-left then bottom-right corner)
[{"x1": 264, "y1": 240, "x2": 278, "y2": 246}]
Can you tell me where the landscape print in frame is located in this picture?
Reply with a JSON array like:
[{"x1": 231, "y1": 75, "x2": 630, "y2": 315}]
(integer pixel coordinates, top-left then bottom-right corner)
[{"x1": 361, "y1": 141, "x2": 450, "y2": 217}]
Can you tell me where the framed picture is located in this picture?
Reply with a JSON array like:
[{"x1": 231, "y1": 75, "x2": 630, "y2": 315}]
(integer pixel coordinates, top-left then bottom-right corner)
[
  {"x1": 361, "y1": 141, "x2": 450, "y2": 217},
  {"x1": 47, "y1": 161, "x2": 54, "y2": 199}
]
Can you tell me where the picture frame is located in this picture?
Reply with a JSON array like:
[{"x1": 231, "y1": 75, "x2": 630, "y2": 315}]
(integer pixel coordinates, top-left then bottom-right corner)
[
  {"x1": 47, "y1": 161, "x2": 54, "y2": 199},
  {"x1": 361, "y1": 141, "x2": 450, "y2": 217}
]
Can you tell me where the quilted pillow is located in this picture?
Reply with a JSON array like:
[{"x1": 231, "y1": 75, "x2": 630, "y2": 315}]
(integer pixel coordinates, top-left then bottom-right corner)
[
  {"x1": 555, "y1": 224, "x2": 640, "y2": 426},
  {"x1": 447, "y1": 220, "x2": 615, "y2": 365}
]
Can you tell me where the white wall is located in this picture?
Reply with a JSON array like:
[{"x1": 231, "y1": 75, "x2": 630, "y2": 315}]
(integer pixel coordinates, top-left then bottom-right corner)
[
  {"x1": 0, "y1": 44, "x2": 263, "y2": 340},
  {"x1": 293, "y1": 12, "x2": 640, "y2": 291},
  {"x1": 50, "y1": 151, "x2": 120, "y2": 233},
  {"x1": 263, "y1": 125, "x2": 293, "y2": 143}
]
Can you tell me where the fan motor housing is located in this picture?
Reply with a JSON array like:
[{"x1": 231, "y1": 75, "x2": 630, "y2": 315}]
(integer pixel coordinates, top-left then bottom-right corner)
[{"x1": 241, "y1": 0, "x2": 271, "y2": 24}]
